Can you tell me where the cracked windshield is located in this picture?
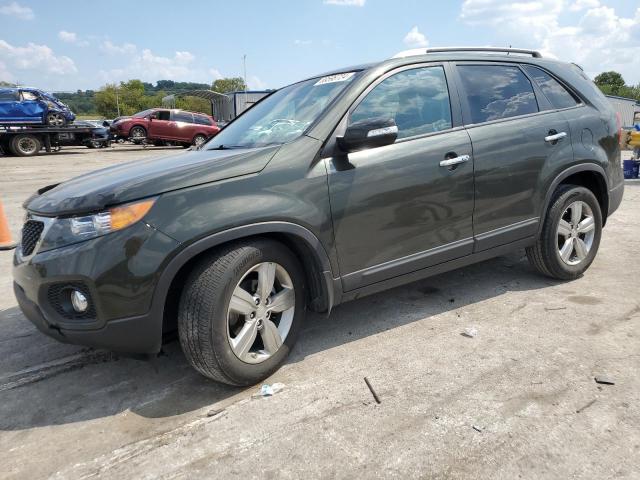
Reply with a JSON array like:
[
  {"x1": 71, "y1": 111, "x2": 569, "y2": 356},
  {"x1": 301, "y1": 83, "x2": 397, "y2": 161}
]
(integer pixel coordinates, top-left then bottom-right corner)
[{"x1": 208, "y1": 72, "x2": 357, "y2": 149}]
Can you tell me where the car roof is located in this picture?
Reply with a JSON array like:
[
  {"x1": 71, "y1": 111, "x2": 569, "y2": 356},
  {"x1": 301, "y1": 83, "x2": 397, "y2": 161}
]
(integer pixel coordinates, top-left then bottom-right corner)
[{"x1": 153, "y1": 108, "x2": 211, "y2": 116}]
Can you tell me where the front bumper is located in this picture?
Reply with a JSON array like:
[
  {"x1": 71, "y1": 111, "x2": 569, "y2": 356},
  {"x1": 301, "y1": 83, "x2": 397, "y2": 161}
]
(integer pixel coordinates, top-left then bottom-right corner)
[{"x1": 12, "y1": 221, "x2": 180, "y2": 354}]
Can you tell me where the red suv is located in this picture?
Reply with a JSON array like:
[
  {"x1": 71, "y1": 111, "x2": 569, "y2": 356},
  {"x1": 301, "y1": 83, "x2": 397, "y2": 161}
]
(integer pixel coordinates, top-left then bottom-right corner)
[{"x1": 110, "y1": 108, "x2": 220, "y2": 147}]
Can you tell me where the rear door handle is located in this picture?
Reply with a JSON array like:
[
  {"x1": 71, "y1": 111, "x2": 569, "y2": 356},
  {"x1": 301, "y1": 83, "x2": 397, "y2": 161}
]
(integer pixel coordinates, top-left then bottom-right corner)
[
  {"x1": 440, "y1": 154, "x2": 470, "y2": 168},
  {"x1": 544, "y1": 131, "x2": 567, "y2": 143}
]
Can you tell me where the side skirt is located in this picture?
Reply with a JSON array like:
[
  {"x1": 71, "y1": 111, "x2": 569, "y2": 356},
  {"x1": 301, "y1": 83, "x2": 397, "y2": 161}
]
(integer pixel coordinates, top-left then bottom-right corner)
[{"x1": 336, "y1": 236, "x2": 535, "y2": 304}]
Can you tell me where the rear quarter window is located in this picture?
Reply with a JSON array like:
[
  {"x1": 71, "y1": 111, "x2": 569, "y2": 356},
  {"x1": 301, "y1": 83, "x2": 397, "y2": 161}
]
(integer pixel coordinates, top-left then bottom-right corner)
[
  {"x1": 522, "y1": 65, "x2": 580, "y2": 110},
  {"x1": 194, "y1": 115, "x2": 213, "y2": 125},
  {"x1": 457, "y1": 65, "x2": 539, "y2": 124}
]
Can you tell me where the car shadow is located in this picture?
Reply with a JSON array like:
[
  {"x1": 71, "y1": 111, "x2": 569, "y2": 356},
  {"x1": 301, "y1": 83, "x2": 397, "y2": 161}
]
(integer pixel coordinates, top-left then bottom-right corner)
[{"x1": 0, "y1": 249, "x2": 560, "y2": 431}]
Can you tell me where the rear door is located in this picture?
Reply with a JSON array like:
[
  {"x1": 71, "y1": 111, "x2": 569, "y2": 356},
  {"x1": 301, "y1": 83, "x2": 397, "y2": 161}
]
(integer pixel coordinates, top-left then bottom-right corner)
[
  {"x1": 452, "y1": 62, "x2": 573, "y2": 251},
  {"x1": 172, "y1": 111, "x2": 196, "y2": 142},
  {"x1": 327, "y1": 63, "x2": 475, "y2": 291}
]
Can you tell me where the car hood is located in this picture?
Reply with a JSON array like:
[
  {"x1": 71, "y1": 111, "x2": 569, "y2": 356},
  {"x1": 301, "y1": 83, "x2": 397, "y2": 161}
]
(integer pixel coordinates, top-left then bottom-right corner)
[{"x1": 27, "y1": 146, "x2": 279, "y2": 216}]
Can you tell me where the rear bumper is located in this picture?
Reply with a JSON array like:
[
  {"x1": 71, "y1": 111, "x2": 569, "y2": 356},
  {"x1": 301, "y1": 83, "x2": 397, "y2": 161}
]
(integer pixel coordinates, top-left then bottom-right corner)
[{"x1": 14, "y1": 282, "x2": 160, "y2": 354}]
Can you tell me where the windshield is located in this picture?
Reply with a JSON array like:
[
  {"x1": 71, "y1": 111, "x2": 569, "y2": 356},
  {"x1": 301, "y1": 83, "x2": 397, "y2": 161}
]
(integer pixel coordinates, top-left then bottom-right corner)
[
  {"x1": 208, "y1": 72, "x2": 357, "y2": 149},
  {"x1": 133, "y1": 109, "x2": 155, "y2": 118}
]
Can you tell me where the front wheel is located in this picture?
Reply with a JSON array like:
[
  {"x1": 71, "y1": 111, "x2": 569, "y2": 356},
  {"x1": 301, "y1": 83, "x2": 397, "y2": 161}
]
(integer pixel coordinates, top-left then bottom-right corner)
[
  {"x1": 10, "y1": 134, "x2": 41, "y2": 157},
  {"x1": 129, "y1": 126, "x2": 146, "y2": 144},
  {"x1": 192, "y1": 134, "x2": 207, "y2": 148},
  {"x1": 526, "y1": 185, "x2": 602, "y2": 280},
  {"x1": 178, "y1": 240, "x2": 306, "y2": 385}
]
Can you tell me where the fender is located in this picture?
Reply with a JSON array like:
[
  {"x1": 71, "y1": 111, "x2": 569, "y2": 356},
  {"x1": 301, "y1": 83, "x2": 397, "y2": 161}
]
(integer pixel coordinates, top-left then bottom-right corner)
[
  {"x1": 149, "y1": 221, "x2": 338, "y2": 324},
  {"x1": 538, "y1": 162, "x2": 608, "y2": 236}
]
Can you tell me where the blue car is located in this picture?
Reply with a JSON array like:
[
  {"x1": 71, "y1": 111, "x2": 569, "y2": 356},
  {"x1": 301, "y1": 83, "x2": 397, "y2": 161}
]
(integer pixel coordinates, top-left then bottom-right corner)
[{"x1": 0, "y1": 88, "x2": 75, "y2": 126}]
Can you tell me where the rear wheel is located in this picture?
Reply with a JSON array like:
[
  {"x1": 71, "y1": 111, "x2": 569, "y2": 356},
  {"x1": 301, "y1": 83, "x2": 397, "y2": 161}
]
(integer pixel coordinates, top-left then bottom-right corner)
[
  {"x1": 178, "y1": 240, "x2": 306, "y2": 385},
  {"x1": 46, "y1": 112, "x2": 66, "y2": 127},
  {"x1": 526, "y1": 185, "x2": 602, "y2": 280},
  {"x1": 10, "y1": 134, "x2": 41, "y2": 157}
]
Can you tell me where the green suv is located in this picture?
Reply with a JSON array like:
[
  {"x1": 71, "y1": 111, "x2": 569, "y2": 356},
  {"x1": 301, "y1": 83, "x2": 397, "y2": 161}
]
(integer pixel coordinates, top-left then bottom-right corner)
[{"x1": 13, "y1": 47, "x2": 624, "y2": 385}]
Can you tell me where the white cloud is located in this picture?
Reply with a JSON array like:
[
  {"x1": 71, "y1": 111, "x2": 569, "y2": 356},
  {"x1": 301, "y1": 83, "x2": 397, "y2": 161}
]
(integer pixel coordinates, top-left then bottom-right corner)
[
  {"x1": 403, "y1": 26, "x2": 428, "y2": 48},
  {"x1": 459, "y1": 1, "x2": 640, "y2": 84},
  {"x1": 0, "y1": 40, "x2": 77, "y2": 78},
  {"x1": 569, "y1": 0, "x2": 599, "y2": 11},
  {"x1": 323, "y1": 0, "x2": 365, "y2": 6},
  {"x1": 294, "y1": 39, "x2": 312, "y2": 46},
  {"x1": 58, "y1": 31, "x2": 77, "y2": 43},
  {"x1": 99, "y1": 48, "x2": 207, "y2": 83},
  {"x1": 248, "y1": 75, "x2": 267, "y2": 90},
  {"x1": 209, "y1": 68, "x2": 223, "y2": 80},
  {"x1": 100, "y1": 40, "x2": 137, "y2": 56},
  {"x1": 0, "y1": 1, "x2": 34, "y2": 20}
]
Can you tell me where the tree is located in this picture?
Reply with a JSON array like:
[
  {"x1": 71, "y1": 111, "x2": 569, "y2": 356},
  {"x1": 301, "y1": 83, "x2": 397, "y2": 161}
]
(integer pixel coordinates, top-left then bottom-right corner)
[
  {"x1": 594, "y1": 71, "x2": 626, "y2": 95},
  {"x1": 212, "y1": 77, "x2": 247, "y2": 94}
]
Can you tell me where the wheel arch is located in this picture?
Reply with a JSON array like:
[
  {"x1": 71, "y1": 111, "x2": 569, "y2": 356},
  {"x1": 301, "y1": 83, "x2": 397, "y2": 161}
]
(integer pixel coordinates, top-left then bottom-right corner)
[
  {"x1": 154, "y1": 222, "x2": 338, "y2": 337},
  {"x1": 539, "y1": 163, "x2": 609, "y2": 234}
]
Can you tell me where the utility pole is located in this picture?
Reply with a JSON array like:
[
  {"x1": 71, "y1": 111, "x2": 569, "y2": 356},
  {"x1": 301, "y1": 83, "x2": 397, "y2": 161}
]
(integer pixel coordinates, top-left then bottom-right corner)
[{"x1": 243, "y1": 54, "x2": 248, "y2": 107}]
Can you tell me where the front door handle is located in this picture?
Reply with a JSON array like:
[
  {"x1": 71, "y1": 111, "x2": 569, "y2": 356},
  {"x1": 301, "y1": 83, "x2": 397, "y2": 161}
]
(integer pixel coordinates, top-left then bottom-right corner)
[
  {"x1": 544, "y1": 131, "x2": 567, "y2": 143},
  {"x1": 440, "y1": 154, "x2": 470, "y2": 168}
]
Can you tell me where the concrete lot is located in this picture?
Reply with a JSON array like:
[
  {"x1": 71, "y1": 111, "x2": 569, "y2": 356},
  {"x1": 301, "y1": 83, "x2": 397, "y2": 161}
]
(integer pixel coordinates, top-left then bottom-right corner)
[{"x1": 0, "y1": 146, "x2": 639, "y2": 479}]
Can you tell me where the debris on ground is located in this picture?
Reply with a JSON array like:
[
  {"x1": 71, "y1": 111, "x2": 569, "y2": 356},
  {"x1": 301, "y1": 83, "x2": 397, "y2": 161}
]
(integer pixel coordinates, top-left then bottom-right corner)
[
  {"x1": 594, "y1": 376, "x2": 615, "y2": 385},
  {"x1": 364, "y1": 377, "x2": 381, "y2": 404},
  {"x1": 576, "y1": 399, "x2": 597, "y2": 414},
  {"x1": 461, "y1": 327, "x2": 478, "y2": 338},
  {"x1": 472, "y1": 425, "x2": 483, "y2": 433},
  {"x1": 253, "y1": 382, "x2": 286, "y2": 398},
  {"x1": 205, "y1": 408, "x2": 227, "y2": 419},
  {"x1": 545, "y1": 306, "x2": 567, "y2": 311}
]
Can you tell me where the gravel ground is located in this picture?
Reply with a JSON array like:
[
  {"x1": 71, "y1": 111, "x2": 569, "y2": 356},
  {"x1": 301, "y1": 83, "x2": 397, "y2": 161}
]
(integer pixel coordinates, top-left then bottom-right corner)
[{"x1": 0, "y1": 145, "x2": 638, "y2": 479}]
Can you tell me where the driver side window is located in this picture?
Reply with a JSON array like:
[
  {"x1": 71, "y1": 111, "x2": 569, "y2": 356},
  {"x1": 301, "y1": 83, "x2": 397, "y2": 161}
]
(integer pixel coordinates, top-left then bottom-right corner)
[
  {"x1": 350, "y1": 66, "x2": 452, "y2": 140},
  {"x1": 21, "y1": 91, "x2": 39, "y2": 101}
]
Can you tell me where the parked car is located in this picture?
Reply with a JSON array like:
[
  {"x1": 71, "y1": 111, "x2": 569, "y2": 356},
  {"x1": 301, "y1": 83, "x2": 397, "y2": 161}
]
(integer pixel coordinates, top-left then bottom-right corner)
[
  {"x1": 0, "y1": 88, "x2": 75, "y2": 126},
  {"x1": 109, "y1": 108, "x2": 219, "y2": 147},
  {"x1": 13, "y1": 47, "x2": 624, "y2": 385}
]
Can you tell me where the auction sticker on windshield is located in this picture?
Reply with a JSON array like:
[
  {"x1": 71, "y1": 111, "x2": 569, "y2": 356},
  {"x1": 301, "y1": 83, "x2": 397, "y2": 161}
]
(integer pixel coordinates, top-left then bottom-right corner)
[{"x1": 314, "y1": 72, "x2": 356, "y2": 86}]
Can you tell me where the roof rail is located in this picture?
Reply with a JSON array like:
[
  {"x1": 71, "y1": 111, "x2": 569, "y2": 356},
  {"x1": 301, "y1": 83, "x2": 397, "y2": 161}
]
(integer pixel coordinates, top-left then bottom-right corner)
[{"x1": 391, "y1": 47, "x2": 542, "y2": 59}]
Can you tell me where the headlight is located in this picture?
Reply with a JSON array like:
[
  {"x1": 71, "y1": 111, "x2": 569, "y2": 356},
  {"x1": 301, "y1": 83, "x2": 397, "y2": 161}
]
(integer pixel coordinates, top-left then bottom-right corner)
[{"x1": 39, "y1": 198, "x2": 156, "y2": 251}]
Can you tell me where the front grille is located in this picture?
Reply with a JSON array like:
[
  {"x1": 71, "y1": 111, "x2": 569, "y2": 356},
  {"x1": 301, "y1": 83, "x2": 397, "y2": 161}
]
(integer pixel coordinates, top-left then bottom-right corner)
[
  {"x1": 47, "y1": 282, "x2": 97, "y2": 321},
  {"x1": 21, "y1": 220, "x2": 44, "y2": 256}
]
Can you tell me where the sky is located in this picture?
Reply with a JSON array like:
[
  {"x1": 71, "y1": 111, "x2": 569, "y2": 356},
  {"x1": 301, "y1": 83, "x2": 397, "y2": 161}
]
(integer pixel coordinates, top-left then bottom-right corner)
[{"x1": 1, "y1": 0, "x2": 639, "y2": 92}]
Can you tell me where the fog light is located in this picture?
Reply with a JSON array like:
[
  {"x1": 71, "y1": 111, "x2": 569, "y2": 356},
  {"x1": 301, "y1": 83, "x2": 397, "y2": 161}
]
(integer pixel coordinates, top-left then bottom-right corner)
[{"x1": 71, "y1": 290, "x2": 88, "y2": 313}]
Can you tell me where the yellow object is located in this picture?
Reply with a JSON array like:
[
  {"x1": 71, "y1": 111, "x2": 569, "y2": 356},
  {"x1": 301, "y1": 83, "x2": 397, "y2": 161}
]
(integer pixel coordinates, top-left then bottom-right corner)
[{"x1": 109, "y1": 199, "x2": 155, "y2": 231}]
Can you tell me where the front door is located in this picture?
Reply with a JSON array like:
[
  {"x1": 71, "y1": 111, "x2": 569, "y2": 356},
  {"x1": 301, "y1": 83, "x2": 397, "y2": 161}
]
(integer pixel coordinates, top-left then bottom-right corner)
[
  {"x1": 148, "y1": 109, "x2": 175, "y2": 140},
  {"x1": 327, "y1": 64, "x2": 475, "y2": 291}
]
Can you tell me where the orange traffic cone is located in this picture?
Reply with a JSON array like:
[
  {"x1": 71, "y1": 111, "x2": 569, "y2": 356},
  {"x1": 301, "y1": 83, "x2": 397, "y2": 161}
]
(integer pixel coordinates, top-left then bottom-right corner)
[{"x1": 0, "y1": 200, "x2": 16, "y2": 251}]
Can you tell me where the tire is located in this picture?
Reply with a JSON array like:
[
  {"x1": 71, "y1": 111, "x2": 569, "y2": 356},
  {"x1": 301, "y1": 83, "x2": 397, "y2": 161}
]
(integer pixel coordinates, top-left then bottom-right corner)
[
  {"x1": 178, "y1": 239, "x2": 306, "y2": 385},
  {"x1": 46, "y1": 111, "x2": 66, "y2": 127},
  {"x1": 10, "y1": 134, "x2": 41, "y2": 157},
  {"x1": 526, "y1": 185, "x2": 602, "y2": 280},
  {"x1": 192, "y1": 134, "x2": 207, "y2": 148},
  {"x1": 129, "y1": 126, "x2": 147, "y2": 143}
]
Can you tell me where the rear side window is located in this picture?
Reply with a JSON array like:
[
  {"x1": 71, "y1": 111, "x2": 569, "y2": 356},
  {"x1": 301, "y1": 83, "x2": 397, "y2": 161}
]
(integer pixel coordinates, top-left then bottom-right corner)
[
  {"x1": 457, "y1": 65, "x2": 538, "y2": 124},
  {"x1": 0, "y1": 90, "x2": 18, "y2": 101},
  {"x1": 194, "y1": 115, "x2": 213, "y2": 125},
  {"x1": 174, "y1": 111, "x2": 194, "y2": 123},
  {"x1": 350, "y1": 66, "x2": 452, "y2": 139},
  {"x1": 522, "y1": 65, "x2": 580, "y2": 110}
]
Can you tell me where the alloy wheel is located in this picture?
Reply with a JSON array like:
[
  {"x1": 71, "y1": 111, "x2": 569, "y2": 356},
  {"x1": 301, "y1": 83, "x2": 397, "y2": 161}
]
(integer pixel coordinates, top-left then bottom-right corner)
[
  {"x1": 226, "y1": 262, "x2": 295, "y2": 364},
  {"x1": 47, "y1": 112, "x2": 65, "y2": 126},
  {"x1": 557, "y1": 200, "x2": 595, "y2": 266}
]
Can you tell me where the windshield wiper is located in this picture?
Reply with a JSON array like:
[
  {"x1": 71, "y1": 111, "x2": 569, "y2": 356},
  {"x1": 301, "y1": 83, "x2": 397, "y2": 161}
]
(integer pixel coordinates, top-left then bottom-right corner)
[{"x1": 210, "y1": 144, "x2": 246, "y2": 150}]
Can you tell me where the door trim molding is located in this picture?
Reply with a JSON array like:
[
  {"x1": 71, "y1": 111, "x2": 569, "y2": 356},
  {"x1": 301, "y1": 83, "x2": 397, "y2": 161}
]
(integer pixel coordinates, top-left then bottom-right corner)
[
  {"x1": 342, "y1": 237, "x2": 474, "y2": 291},
  {"x1": 474, "y1": 217, "x2": 539, "y2": 252}
]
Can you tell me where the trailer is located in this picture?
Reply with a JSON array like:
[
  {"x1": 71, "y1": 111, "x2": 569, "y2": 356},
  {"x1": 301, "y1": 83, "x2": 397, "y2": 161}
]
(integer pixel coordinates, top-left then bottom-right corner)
[{"x1": 0, "y1": 124, "x2": 100, "y2": 157}]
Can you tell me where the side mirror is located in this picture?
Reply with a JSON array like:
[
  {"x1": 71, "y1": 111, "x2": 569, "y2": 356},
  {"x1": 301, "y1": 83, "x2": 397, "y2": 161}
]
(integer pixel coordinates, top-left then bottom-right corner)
[{"x1": 337, "y1": 118, "x2": 398, "y2": 153}]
